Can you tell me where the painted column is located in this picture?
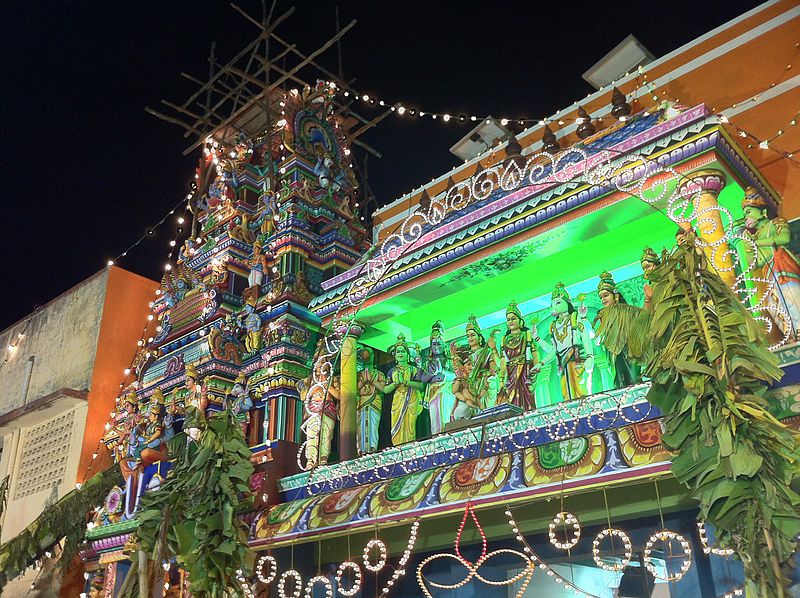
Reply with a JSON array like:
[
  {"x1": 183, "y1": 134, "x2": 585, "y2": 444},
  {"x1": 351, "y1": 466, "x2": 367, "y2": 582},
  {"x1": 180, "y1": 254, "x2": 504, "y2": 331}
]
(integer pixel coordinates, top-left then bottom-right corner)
[
  {"x1": 338, "y1": 322, "x2": 363, "y2": 462},
  {"x1": 677, "y1": 169, "x2": 736, "y2": 286}
]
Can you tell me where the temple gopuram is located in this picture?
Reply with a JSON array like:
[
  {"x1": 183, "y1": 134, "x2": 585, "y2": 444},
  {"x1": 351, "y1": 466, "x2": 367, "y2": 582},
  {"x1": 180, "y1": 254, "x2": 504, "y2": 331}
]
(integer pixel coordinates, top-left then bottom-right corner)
[{"x1": 2, "y1": 3, "x2": 798, "y2": 598}]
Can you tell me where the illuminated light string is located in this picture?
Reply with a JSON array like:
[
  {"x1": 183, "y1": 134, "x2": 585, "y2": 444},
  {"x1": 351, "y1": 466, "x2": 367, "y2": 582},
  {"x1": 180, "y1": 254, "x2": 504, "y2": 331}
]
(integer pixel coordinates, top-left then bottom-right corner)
[
  {"x1": 303, "y1": 140, "x2": 792, "y2": 479},
  {"x1": 643, "y1": 530, "x2": 693, "y2": 582},
  {"x1": 73, "y1": 198, "x2": 190, "y2": 502},
  {"x1": 548, "y1": 511, "x2": 581, "y2": 550},
  {"x1": 696, "y1": 521, "x2": 735, "y2": 557},
  {"x1": 718, "y1": 110, "x2": 800, "y2": 163},
  {"x1": 277, "y1": 569, "x2": 303, "y2": 598},
  {"x1": 335, "y1": 560, "x2": 362, "y2": 597}
]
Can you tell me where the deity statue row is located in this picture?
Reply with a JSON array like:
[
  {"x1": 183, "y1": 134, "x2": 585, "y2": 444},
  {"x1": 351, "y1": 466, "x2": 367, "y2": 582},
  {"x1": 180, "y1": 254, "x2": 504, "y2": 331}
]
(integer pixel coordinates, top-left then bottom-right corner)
[{"x1": 104, "y1": 365, "x2": 257, "y2": 477}]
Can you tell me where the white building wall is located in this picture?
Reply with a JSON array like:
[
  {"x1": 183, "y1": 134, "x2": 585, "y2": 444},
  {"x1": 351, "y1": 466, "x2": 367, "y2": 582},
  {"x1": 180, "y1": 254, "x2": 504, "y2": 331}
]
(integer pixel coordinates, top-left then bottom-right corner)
[{"x1": 0, "y1": 269, "x2": 108, "y2": 415}]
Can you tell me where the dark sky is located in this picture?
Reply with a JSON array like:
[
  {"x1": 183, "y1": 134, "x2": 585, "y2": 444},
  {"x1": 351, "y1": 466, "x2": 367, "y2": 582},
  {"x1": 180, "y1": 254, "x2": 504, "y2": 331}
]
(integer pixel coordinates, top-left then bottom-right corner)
[{"x1": 1, "y1": 0, "x2": 761, "y2": 329}]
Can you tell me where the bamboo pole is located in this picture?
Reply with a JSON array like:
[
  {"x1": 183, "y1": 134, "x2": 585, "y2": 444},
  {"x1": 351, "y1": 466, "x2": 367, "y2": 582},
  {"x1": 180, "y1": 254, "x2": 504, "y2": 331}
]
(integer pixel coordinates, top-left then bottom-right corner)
[
  {"x1": 138, "y1": 550, "x2": 148, "y2": 598},
  {"x1": 117, "y1": 559, "x2": 138, "y2": 598},
  {"x1": 182, "y1": 20, "x2": 356, "y2": 155}
]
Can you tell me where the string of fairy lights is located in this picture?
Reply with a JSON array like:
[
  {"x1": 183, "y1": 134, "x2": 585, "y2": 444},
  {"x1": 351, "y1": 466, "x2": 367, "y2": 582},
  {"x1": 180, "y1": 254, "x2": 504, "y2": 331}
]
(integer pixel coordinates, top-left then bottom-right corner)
[{"x1": 6, "y1": 37, "x2": 798, "y2": 596}]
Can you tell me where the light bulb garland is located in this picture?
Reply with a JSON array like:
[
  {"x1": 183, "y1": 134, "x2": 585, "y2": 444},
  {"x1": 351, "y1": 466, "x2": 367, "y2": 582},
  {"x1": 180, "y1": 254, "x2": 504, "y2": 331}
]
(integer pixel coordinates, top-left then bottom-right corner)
[
  {"x1": 277, "y1": 569, "x2": 303, "y2": 598},
  {"x1": 335, "y1": 561, "x2": 362, "y2": 597},
  {"x1": 379, "y1": 519, "x2": 420, "y2": 596},
  {"x1": 362, "y1": 538, "x2": 387, "y2": 572},
  {"x1": 591, "y1": 528, "x2": 632, "y2": 572},
  {"x1": 504, "y1": 506, "x2": 600, "y2": 598},
  {"x1": 697, "y1": 521, "x2": 735, "y2": 556},
  {"x1": 643, "y1": 530, "x2": 693, "y2": 582},
  {"x1": 256, "y1": 554, "x2": 278, "y2": 584},
  {"x1": 304, "y1": 575, "x2": 332, "y2": 598},
  {"x1": 548, "y1": 511, "x2": 581, "y2": 550}
]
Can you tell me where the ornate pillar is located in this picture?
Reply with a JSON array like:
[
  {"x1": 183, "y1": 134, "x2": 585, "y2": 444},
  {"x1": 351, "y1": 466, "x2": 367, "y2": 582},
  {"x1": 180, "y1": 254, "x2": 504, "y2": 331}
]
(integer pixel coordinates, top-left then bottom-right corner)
[
  {"x1": 677, "y1": 169, "x2": 736, "y2": 286},
  {"x1": 338, "y1": 322, "x2": 363, "y2": 461}
]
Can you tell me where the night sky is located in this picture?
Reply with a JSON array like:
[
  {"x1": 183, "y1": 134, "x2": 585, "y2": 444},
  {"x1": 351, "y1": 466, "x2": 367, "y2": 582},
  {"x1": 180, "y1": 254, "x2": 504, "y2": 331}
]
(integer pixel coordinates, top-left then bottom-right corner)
[{"x1": 1, "y1": 0, "x2": 761, "y2": 330}]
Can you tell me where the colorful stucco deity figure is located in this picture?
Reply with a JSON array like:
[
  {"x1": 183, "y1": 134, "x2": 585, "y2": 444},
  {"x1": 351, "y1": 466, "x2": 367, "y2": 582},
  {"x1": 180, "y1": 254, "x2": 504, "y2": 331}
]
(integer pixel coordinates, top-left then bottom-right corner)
[
  {"x1": 450, "y1": 345, "x2": 480, "y2": 422},
  {"x1": 229, "y1": 372, "x2": 255, "y2": 437},
  {"x1": 106, "y1": 389, "x2": 140, "y2": 464},
  {"x1": 247, "y1": 240, "x2": 271, "y2": 289},
  {"x1": 535, "y1": 283, "x2": 595, "y2": 402},
  {"x1": 356, "y1": 347, "x2": 385, "y2": 455},
  {"x1": 184, "y1": 363, "x2": 208, "y2": 440},
  {"x1": 301, "y1": 373, "x2": 340, "y2": 467},
  {"x1": 139, "y1": 392, "x2": 169, "y2": 465},
  {"x1": 463, "y1": 315, "x2": 500, "y2": 410},
  {"x1": 496, "y1": 301, "x2": 541, "y2": 411},
  {"x1": 640, "y1": 247, "x2": 662, "y2": 311},
  {"x1": 384, "y1": 335, "x2": 426, "y2": 446},
  {"x1": 740, "y1": 186, "x2": 800, "y2": 339},
  {"x1": 419, "y1": 321, "x2": 454, "y2": 435},
  {"x1": 593, "y1": 271, "x2": 644, "y2": 389},
  {"x1": 238, "y1": 298, "x2": 263, "y2": 353}
]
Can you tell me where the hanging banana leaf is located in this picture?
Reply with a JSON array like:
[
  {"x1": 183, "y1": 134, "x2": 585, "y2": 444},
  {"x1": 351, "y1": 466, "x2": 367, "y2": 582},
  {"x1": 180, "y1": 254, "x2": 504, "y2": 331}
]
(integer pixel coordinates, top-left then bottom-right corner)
[{"x1": 603, "y1": 238, "x2": 800, "y2": 597}]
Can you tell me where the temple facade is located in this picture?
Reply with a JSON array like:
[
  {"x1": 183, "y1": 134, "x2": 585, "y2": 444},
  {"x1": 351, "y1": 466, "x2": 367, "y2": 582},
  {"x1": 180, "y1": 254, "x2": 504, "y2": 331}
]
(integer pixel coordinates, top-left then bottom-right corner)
[{"x1": 7, "y1": 2, "x2": 797, "y2": 597}]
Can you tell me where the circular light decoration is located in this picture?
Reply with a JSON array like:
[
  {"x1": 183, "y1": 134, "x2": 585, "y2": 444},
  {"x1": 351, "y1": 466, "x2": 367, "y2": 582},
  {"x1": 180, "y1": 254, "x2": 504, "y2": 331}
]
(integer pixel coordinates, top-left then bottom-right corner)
[
  {"x1": 277, "y1": 569, "x2": 302, "y2": 598},
  {"x1": 363, "y1": 538, "x2": 387, "y2": 572},
  {"x1": 335, "y1": 561, "x2": 362, "y2": 597},
  {"x1": 256, "y1": 554, "x2": 277, "y2": 585},
  {"x1": 643, "y1": 530, "x2": 693, "y2": 582},
  {"x1": 696, "y1": 521, "x2": 735, "y2": 556},
  {"x1": 592, "y1": 528, "x2": 632, "y2": 572},
  {"x1": 548, "y1": 512, "x2": 581, "y2": 550},
  {"x1": 304, "y1": 575, "x2": 332, "y2": 598}
]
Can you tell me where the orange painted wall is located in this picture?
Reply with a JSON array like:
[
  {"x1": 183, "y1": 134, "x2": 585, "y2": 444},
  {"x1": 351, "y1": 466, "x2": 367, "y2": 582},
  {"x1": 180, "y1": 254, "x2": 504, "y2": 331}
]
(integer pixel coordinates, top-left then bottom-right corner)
[
  {"x1": 76, "y1": 266, "x2": 158, "y2": 482},
  {"x1": 374, "y1": 1, "x2": 800, "y2": 232}
]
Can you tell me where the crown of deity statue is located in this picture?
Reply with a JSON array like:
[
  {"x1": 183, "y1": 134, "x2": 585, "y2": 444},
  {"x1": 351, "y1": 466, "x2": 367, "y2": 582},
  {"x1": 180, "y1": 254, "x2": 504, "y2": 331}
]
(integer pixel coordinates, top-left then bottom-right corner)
[
  {"x1": 185, "y1": 363, "x2": 198, "y2": 380},
  {"x1": 244, "y1": 295, "x2": 258, "y2": 307},
  {"x1": 431, "y1": 320, "x2": 444, "y2": 333},
  {"x1": 123, "y1": 390, "x2": 138, "y2": 405},
  {"x1": 389, "y1": 333, "x2": 408, "y2": 355},
  {"x1": 235, "y1": 372, "x2": 247, "y2": 384},
  {"x1": 742, "y1": 186, "x2": 767, "y2": 209},
  {"x1": 506, "y1": 300, "x2": 523, "y2": 321},
  {"x1": 641, "y1": 246, "x2": 661, "y2": 265},
  {"x1": 465, "y1": 314, "x2": 482, "y2": 334},
  {"x1": 551, "y1": 282, "x2": 570, "y2": 302},
  {"x1": 597, "y1": 271, "x2": 618, "y2": 293},
  {"x1": 151, "y1": 389, "x2": 166, "y2": 405}
]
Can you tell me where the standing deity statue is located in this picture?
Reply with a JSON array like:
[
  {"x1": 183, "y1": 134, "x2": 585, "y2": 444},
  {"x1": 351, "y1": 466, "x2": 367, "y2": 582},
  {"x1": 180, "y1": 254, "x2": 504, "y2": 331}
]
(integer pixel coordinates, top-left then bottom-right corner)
[
  {"x1": 184, "y1": 363, "x2": 209, "y2": 440},
  {"x1": 419, "y1": 321, "x2": 454, "y2": 434},
  {"x1": 640, "y1": 247, "x2": 662, "y2": 311},
  {"x1": 535, "y1": 283, "x2": 595, "y2": 402},
  {"x1": 301, "y1": 373, "x2": 340, "y2": 467},
  {"x1": 739, "y1": 187, "x2": 800, "y2": 339},
  {"x1": 229, "y1": 372, "x2": 255, "y2": 437},
  {"x1": 593, "y1": 272, "x2": 645, "y2": 389},
  {"x1": 107, "y1": 390, "x2": 140, "y2": 464},
  {"x1": 356, "y1": 347, "x2": 385, "y2": 455},
  {"x1": 450, "y1": 345, "x2": 481, "y2": 422},
  {"x1": 247, "y1": 241, "x2": 271, "y2": 288},
  {"x1": 138, "y1": 391, "x2": 168, "y2": 465},
  {"x1": 463, "y1": 315, "x2": 500, "y2": 410},
  {"x1": 496, "y1": 301, "x2": 541, "y2": 411},
  {"x1": 384, "y1": 335, "x2": 426, "y2": 446},
  {"x1": 238, "y1": 299, "x2": 263, "y2": 353}
]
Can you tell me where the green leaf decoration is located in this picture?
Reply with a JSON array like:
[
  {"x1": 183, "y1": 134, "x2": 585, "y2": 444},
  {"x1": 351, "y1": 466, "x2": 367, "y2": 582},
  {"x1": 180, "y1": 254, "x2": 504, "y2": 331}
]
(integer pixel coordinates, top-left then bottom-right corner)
[
  {"x1": 604, "y1": 239, "x2": 800, "y2": 596},
  {"x1": 0, "y1": 467, "x2": 123, "y2": 590},
  {"x1": 135, "y1": 408, "x2": 255, "y2": 597}
]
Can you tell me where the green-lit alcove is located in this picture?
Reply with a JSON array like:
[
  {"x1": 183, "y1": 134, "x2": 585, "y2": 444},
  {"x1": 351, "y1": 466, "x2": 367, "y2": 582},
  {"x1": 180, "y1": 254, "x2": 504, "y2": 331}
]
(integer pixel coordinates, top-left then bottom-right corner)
[{"x1": 355, "y1": 178, "x2": 745, "y2": 351}]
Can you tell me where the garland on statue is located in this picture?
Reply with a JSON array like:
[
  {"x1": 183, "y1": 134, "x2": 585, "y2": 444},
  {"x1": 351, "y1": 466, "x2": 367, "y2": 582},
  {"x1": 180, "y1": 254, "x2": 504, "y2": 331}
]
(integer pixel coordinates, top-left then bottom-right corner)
[
  {"x1": 136, "y1": 408, "x2": 255, "y2": 597},
  {"x1": 607, "y1": 235, "x2": 800, "y2": 596},
  {"x1": 0, "y1": 466, "x2": 123, "y2": 589}
]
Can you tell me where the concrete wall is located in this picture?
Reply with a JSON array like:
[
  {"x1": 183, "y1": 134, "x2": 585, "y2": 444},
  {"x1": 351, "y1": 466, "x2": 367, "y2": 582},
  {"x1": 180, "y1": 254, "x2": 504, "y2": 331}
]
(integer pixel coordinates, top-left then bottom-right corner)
[{"x1": 0, "y1": 269, "x2": 109, "y2": 415}]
